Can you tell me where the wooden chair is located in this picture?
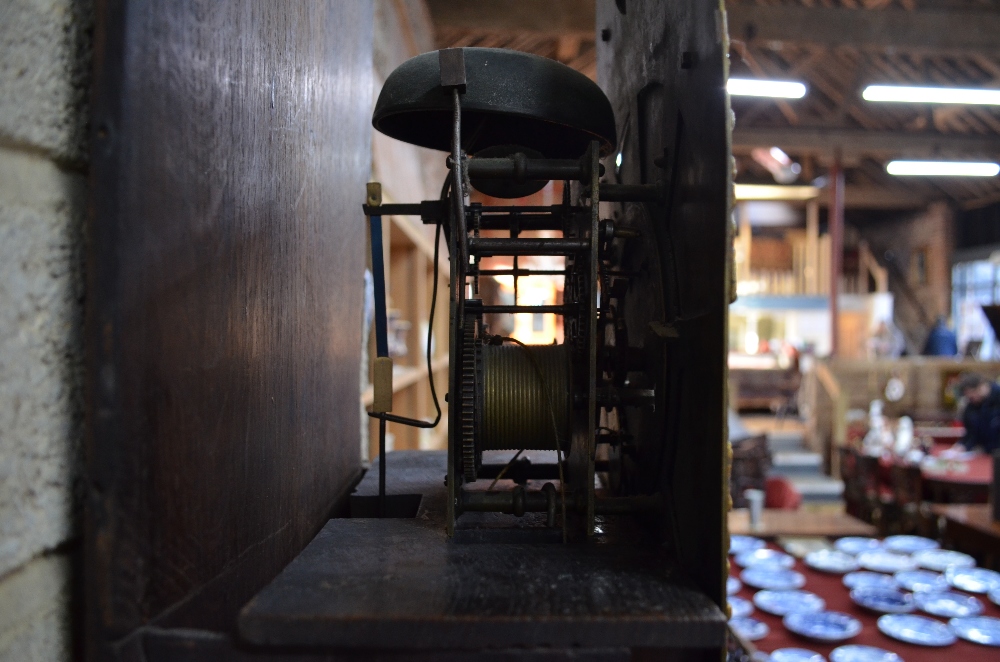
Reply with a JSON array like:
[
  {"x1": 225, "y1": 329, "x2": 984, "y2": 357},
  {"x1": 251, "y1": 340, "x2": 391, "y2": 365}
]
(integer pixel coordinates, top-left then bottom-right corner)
[
  {"x1": 730, "y1": 434, "x2": 771, "y2": 509},
  {"x1": 841, "y1": 447, "x2": 889, "y2": 531},
  {"x1": 889, "y1": 463, "x2": 932, "y2": 536}
]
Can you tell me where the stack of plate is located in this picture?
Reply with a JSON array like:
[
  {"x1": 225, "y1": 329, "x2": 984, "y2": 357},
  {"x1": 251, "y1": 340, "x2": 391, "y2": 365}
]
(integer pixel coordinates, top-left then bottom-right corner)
[
  {"x1": 736, "y1": 548, "x2": 796, "y2": 570},
  {"x1": 731, "y1": 535, "x2": 766, "y2": 555},
  {"x1": 949, "y1": 615, "x2": 1000, "y2": 646},
  {"x1": 834, "y1": 537, "x2": 882, "y2": 556},
  {"x1": 913, "y1": 591, "x2": 983, "y2": 618},
  {"x1": 856, "y1": 550, "x2": 916, "y2": 574},
  {"x1": 742, "y1": 567, "x2": 807, "y2": 591},
  {"x1": 850, "y1": 587, "x2": 914, "y2": 614},
  {"x1": 946, "y1": 567, "x2": 1000, "y2": 594},
  {"x1": 877, "y1": 614, "x2": 956, "y2": 646},
  {"x1": 753, "y1": 589, "x2": 825, "y2": 616},
  {"x1": 843, "y1": 571, "x2": 898, "y2": 591},
  {"x1": 783, "y1": 611, "x2": 863, "y2": 642},
  {"x1": 883, "y1": 535, "x2": 939, "y2": 554},
  {"x1": 805, "y1": 549, "x2": 860, "y2": 574},
  {"x1": 893, "y1": 569, "x2": 947, "y2": 593},
  {"x1": 913, "y1": 549, "x2": 975, "y2": 573}
]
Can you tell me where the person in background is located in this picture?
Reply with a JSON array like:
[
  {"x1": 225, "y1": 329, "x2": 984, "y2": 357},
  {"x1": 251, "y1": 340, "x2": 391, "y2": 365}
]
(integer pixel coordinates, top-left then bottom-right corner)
[
  {"x1": 956, "y1": 373, "x2": 1000, "y2": 454},
  {"x1": 923, "y1": 316, "x2": 958, "y2": 356}
]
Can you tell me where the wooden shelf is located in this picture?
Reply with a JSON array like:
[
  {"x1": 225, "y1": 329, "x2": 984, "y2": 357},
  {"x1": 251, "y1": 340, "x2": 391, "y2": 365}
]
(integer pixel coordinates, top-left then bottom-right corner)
[
  {"x1": 388, "y1": 215, "x2": 449, "y2": 280},
  {"x1": 361, "y1": 355, "x2": 448, "y2": 407}
]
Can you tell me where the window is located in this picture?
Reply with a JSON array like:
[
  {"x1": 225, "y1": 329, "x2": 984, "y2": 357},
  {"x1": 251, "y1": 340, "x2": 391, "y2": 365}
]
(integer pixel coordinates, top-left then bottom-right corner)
[{"x1": 952, "y1": 259, "x2": 1000, "y2": 359}]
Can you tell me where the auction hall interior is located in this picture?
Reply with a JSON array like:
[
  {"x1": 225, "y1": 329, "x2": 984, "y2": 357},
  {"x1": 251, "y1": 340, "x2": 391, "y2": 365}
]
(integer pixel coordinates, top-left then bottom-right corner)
[{"x1": 3, "y1": 1, "x2": 1000, "y2": 661}]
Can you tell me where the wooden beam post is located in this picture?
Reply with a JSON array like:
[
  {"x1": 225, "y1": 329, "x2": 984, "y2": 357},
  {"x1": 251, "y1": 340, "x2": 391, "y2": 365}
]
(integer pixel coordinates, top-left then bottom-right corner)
[
  {"x1": 829, "y1": 150, "x2": 845, "y2": 357},
  {"x1": 806, "y1": 199, "x2": 819, "y2": 295}
]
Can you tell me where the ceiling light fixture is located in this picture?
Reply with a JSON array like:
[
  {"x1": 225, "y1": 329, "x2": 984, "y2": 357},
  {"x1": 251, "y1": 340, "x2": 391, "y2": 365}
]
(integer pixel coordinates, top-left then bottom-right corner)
[
  {"x1": 728, "y1": 78, "x2": 807, "y2": 99},
  {"x1": 734, "y1": 184, "x2": 819, "y2": 201},
  {"x1": 886, "y1": 160, "x2": 1000, "y2": 177},
  {"x1": 863, "y1": 84, "x2": 1000, "y2": 105}
]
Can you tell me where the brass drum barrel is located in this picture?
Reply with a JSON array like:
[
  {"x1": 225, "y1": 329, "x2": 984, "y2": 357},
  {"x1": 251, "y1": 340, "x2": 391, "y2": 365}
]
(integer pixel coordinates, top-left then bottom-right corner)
[{"x1": 479, "y1": 343, "x2": 570, "y2": 452}]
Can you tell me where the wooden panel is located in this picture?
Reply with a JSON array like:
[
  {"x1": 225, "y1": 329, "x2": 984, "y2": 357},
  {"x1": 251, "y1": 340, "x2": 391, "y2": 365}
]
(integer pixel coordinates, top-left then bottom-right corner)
[
  {"x1": 596, "y1": 0, "x2": 731, "y2": 607},
  {"x1": 750, "y1": 237, "x2": 793, "y2": 271},
  {"x1": 84, "y1": 1, "x2": 373, "y2": 658}
]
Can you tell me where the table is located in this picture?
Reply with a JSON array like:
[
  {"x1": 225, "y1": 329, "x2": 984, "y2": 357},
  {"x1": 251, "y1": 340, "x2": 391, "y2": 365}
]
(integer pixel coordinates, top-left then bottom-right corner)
[
  {"x1": 921, "y1": 449, "x2": 993, "y2": 504},
  {"x1": 729, "y1": 509, "x2": 876, "y2": 538},
  {"x1": 932, "y1": 503, "x2": 1000, "y2": 570},
  {"x1": 732, "y1": 542, "x2": 1000, "y2": 661}
]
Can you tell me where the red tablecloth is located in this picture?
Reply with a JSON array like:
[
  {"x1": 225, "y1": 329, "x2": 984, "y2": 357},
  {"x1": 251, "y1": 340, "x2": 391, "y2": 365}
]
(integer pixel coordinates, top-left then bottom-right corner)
[
  {"x1": 733, "y1": 545, "x2": 1000, "y2": 661},
  {"x1": 876, "y1": 444, "x2": 992, "y2": 488},
  {"x1": 921, "y1": 445, "x2": 993, "y2": 486}
]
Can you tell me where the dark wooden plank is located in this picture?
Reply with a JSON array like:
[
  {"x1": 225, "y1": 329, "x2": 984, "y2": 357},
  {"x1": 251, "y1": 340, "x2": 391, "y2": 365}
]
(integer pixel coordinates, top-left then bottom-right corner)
[
  {"x1": 84, "y1": 1, "x2": 373, "y2": 659},
  {"x1": 141, "y1": 627, "x2": 632, "y2": 662},
  {"x1": 239, "y1": 451, "x2": 725, "y2": 651},
  {"x1": 596, "y1": 1, "x2": 730, "y2": 608}
]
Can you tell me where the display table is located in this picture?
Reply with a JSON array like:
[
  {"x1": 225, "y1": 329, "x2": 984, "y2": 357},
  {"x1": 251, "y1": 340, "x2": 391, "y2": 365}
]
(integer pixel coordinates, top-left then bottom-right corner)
[
  {"x1": 733, "y1": 542, "x2": 1000, "y2": 661},
  {"x1": 921, "y1": 449, "x2": 993, "y2": 503},
  {"x1": 931, "y1": 503, "x2": 1000, "y2": 569},
  {"x1": 729, "y1": 509, "x2": 876, "y2": 538}
]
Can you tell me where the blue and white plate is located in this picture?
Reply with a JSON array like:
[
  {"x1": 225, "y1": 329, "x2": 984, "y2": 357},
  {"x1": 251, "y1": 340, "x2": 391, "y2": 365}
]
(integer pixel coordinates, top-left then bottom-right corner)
[
  {"x1": 857, "y1": 550, "x2": 916, "y2": 574},
  {"x1": 894, "y1": 569, "x2": 948, "y2": 593},
  {"x1": 727, "y1": 576, "x2": 742, "y2": 595},
  {"x1": 752, "y1": 653, "x2": 771, "y2": 662},
  {"x1": 783, "y1": 611, "x2": 862, "y2": 642},
  {"x1": 914, "y1": 591, "x2": 983, "y2": 618},
  {"x1": 769, "y1": 648, "x2": 824, "y2": 662},
  {"x1": 877, "y1": 614, "x2": 956, "y2": 647},
  {"x1": 730, "y1": 596, "x2": 754, "y2": 618},
  {"x1": 948, "y1": 615, "x2": 1000, "y2": 647},
  {"x1": 829, "y1": 645, "x2": 901, "y2": 662},
  {"x1": 742, "y1": 567, "x2": 807, "y2": 591},
  {"x1": 731, "y1": 535, "x2": 767, "y2": 555},
  {"x1": 736, "y1": 548, "x2": 797, "y2": 569},
  {"x1": 912, "y1": 549, "x2": 976, "y2": 573},
  {"x1": 843, "y1": 571, "x2": 898, "y2": 591},
  {"x1": 989, "y1": 587, "x2": 1000, "y2": 607},
  {"x1": 849, "y1": 587, "x2": 914, "y2": 614},
  {"x1": 805, "y1": 549, "x2": 860, "y2": 574},
  {"x1": 834, "y1": 537, "x2": 882, "y2": 556},
  {"x1": 946, "y1": 567, "x2": 1000, "y2": 594},
  {"x1": 754, "y1": 589, "x2": 825, "y2": 616},
  {"x1": 883, "y1": 535, "x2": 939, "y2": 554},
  {"x1": 730, "y1": 616, "x2": 770, "y2": 641}
]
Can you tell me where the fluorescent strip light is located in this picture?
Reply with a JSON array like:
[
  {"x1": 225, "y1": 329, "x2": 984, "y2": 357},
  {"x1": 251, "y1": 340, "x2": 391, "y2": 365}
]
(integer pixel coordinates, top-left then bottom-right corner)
[
  {"x1": 864, "y1": 84, "x2": 1000, "y2": 105},
  {"x1": 734, "y1": 184, "x2": 819, "y2": 201},
  {"x1": 886, "y1": 160, "x2": 1000, "y2": 177},
  {"x1": 728, "y1": 78, "x2": 806, "y2": 99}
]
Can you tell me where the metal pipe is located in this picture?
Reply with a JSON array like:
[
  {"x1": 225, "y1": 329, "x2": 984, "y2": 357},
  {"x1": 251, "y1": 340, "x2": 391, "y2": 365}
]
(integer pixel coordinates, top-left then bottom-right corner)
[
  {"x1": 477, "y1": 269, "x2": 567, "y2": 277},
  {"x1": 466, "y1": 156, "x2": 590, "y2": 182},
  {"x1": 468, "y1": 237, "x2": 589, "y2": 256},
  {"x1": 479, "y1": 217, "x2": 564, "y2": 231},
  {"x1": 479, "y1": 304, "x2": 574, "y2": 314},
  {"x1": 597, "y1": 183, "x2": 663, "y2": 202}
]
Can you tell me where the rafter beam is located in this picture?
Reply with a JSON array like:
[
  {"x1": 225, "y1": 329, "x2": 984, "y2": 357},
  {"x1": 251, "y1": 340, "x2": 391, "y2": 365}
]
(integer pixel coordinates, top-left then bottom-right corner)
[
  {"x1": 733, "y1": 127, "x2": 1000, "y2": 161},
  {"x1": 426, "y1": 0, "x2": 594, "y2": 37},
  {"x1": 726, "y1": 5, "x2": 1000, "y2": 56}
]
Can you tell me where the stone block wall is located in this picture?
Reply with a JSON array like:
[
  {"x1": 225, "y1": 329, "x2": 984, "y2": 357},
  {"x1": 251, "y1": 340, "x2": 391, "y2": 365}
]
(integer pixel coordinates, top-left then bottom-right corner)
[{"x1": 0, "y1": 0, "x2": 92, "y2": 659}]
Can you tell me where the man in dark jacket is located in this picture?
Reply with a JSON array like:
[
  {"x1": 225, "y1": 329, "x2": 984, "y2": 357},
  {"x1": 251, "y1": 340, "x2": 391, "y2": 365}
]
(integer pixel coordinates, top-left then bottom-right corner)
[{"x1": 957, "y1": 373, "x2": 1000, "y2": 454}]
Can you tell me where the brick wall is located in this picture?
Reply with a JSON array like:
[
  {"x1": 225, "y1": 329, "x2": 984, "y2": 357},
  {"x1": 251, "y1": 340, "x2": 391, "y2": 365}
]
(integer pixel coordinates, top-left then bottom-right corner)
[{"x1": 0, "y1": 0, "x2": 92, "y2": 658}]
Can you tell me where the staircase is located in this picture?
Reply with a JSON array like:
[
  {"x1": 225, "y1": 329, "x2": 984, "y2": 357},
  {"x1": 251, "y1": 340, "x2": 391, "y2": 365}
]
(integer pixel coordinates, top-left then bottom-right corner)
[{"x1": 745, "y1": 417, "x2": 845, "y2": 504}]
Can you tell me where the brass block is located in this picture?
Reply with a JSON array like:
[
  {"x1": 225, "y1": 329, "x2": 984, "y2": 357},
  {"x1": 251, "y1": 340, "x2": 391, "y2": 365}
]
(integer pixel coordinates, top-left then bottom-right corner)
[{"x1": 373, "y1": 356, "x2": 393, "y2": 413}]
